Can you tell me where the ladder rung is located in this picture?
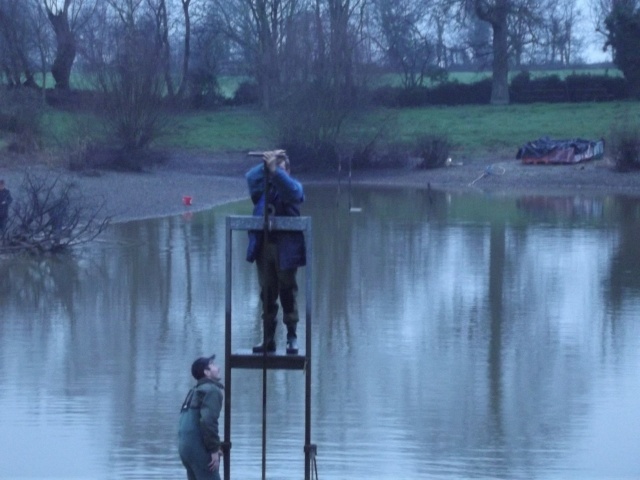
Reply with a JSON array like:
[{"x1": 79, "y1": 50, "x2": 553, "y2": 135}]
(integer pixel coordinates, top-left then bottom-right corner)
[{"x1": 229, "y1": 350, "x2": 306, "y2": 370}]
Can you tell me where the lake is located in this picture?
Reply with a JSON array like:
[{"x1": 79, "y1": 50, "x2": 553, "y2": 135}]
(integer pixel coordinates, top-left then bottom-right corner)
[{"x1": 1, "y1": 186, "x2": 639, "y2": 479}]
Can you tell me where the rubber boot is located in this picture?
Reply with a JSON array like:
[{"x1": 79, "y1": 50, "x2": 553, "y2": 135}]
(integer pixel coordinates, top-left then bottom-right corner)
[
  {"x1": 286, "y1": 325, "x2": 298, "y2": 355},
  {"x1": 253, "y1": 320, "x2": 277, "y2": 353}
]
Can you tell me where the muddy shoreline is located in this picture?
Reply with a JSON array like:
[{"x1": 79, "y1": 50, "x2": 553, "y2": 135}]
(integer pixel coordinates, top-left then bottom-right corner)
[{"x1": 1, "y1": 150, "x2": 639, "y2": 224}]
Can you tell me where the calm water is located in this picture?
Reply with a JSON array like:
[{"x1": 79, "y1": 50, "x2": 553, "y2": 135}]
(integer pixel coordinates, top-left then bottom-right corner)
[{"x1": 1, "y1": 186, "x2": 639, "y2": 480}]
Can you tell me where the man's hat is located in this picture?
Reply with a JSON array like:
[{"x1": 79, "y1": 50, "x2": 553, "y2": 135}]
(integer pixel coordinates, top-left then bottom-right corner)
[{"x1": 191, "y1": 354, "x2": 215, "y2": 380}]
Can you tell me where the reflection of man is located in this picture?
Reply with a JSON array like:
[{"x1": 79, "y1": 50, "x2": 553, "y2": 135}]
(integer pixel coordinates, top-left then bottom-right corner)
[
  {"x1": 178, "y1": 355, "x2": 224, "y2": 480},
  {"x1": 246, "y1": 150, "x2": 306, "y2": 354},
  {"x1": 0, "y1": 179, "x2": 12, "y2": 231}
]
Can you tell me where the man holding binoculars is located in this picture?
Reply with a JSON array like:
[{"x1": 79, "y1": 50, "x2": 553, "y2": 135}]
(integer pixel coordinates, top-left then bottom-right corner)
[{"x1": 245, "y1": 150, "x2": 306, "y2": 354}]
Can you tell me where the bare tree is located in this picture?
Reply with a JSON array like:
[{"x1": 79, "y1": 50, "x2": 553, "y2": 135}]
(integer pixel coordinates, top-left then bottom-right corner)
[
  {"x1": 275, "y1": 0, "x2": 371, "y2": 166},
  {"x1": 429, "y1": 0, "x2": 464, "y2": 69},
  {"x1": 1, "y1": 173, "x2": 110, "y2": 254},
  {"x1": 186, "y1": 2, "x2": 228, "y2": 105},
  {"x1": 31, "y1": 0, "x2": 55, "y2": 96},
  {"x1": 44, "y1": 0, "x2": 75, "y2": 89},
  {"x1": 322, "y1": 0, "x2": 369, "y2": 97},
  {"x1": 472, "y1": 0, "x2": 510, "y2": 104},
  {"x1": 212, "y1": 0, "x2": 304, "y2": 109},
  {"x1": 87, "y1": 0, "x2": 168, "y2": 161},
  {"x1": 0, "y1": 0, "x2": 39, "y2": 87},
  {"x1": 542, "y1": 0, "x2": 583, "y2": 64},
  {"x1": 373, "y1": 0, "x2": 439, "y2": 88},
  {"x1": 145, "y1": 0, "x2": 196, "y2": 100},
  {"x1": 507, "y1": 0, "x2": 544, "y2": 66},
  {"x1": 460, "y1": 14, "x2": 493, "y2": 67},
  {"x1": 146, "y1": 0, "x2": 175, "y2": 97},
  {"x1": 178, "y1": 0, "x2": 194, "y2": 97},
  {"x1": 42, "y1": 0, "x2": 97, "y2": 89}
]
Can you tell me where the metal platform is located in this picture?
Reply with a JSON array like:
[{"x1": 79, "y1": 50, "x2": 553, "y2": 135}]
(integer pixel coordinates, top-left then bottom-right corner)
[
  {"x1": 229, "y1": 349, "x2": 307, "y2": 370},
  {"x1": 223, "y1": 214, "x2": 315, "y2": 480}
]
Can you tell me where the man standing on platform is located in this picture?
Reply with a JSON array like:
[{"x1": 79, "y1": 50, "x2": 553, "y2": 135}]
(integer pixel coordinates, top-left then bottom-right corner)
[
  {"x1": 245, "y1": 150, "x2": 306, "y2": 354},
  {"x1": 178, "y1": 355, "x2": 224, "y2": 480}
]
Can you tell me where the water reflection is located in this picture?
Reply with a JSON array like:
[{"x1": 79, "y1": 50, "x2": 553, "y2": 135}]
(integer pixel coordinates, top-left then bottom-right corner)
[
  {"x1": 516, "y1": 195, "x2": 605, "y2": 222},
  {"x1": 1, "y1": 188, "x2": 639, "y2": 479}
]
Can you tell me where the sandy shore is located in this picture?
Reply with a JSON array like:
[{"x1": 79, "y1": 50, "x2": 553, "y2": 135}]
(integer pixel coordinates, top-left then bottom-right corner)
[{"x1": 1, "y1": 149, "x2": 640, "y2": 224}]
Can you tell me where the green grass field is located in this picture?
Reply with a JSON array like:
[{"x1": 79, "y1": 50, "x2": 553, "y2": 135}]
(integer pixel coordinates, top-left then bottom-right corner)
[
  {"x1": 363, "y1": 101, "x2": 639, "y2": 156},
  {"x1": 27, "y1": 99, "x2": 640, "y2": 159},
  {"x1": 159, "y1": 109, "x2": 273, "y2": 151},
  {"x1": 157, "y1": 101, "x2": 639, "y2": 157}
]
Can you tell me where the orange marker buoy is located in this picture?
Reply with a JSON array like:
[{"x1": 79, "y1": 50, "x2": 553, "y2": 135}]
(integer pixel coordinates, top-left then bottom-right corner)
[{"x1": 183, "y1": 196, "x2": 192, "y2": 206}]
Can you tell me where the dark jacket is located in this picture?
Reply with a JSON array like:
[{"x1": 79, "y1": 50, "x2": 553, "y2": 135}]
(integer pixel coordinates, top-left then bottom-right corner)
[
  {"x1": 178, "y1": 378, "x2": 224, "y2": 454},
  {"x1": 245, "y1": 164, "x2": 306, "y2": 270}
]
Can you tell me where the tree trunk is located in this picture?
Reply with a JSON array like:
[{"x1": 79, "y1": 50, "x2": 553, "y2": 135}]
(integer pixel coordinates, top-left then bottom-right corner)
[
  {"x1": 177, "y1": 0, "x2": 191, "y2": 98},
  {"x1": 254, "y1": 0, "x2": 279, "y2": 111},
  {"x1": 490, "y1": 21, "x2": 509, "y2": 105},
  {"x1": 474, "y1": 0, "x2": 510, "y2": 105},
  {"x1": 46, "y1": 8, "x2": 76, "y2": 90},
  {"x1": 158, "y1": 0, "x2": 175, "y2": 98}
]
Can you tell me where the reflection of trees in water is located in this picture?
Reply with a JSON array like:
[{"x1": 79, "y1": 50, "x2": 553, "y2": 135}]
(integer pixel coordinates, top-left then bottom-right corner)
[
  {"x1": 323, "y1": 189, "x2": 612, "y2": 474},
  {"x1": 95, "y1": 214, "x2": 229, "y2": 460},
  {"x1": 607, "y1": 197, "x2": 640, "y2": 307},
  {"x1": 516, "y1": 196, "x2": 605, "y2": 224},
  {"x1": 0, "y1": 255, "x2": 83, "y2": 317},
  {"x1": 488, "y1": 222, "x2": 506, "y2": 446},
  {"x1": 309, "y1": 187, "x2": 449, "y2": 356},
  {"x1": 311, "y1": 188, "x2": 355, "y2": 350}
]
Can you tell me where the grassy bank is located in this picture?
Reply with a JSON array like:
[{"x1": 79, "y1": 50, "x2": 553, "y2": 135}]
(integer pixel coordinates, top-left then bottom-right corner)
[
  {"x1": 160, "y1": 101, "x2": 639, "y2": 158},
  {"x1": 29, "y1": 100, "x2": 640, "y2": 160},
  {"x1": 363, "y1": 101, "x2": 639, "y2": 157}
]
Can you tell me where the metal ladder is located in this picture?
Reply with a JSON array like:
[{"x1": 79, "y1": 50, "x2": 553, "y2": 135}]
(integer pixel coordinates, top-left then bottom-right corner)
[{"x1": 222, "y1": 214, "x2": 316, "y2": 480}]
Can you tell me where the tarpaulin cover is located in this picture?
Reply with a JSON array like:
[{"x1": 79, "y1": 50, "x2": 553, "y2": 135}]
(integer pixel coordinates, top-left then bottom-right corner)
[{"x1": 516, "y1": 137, "x2": 605, "y2": 164}]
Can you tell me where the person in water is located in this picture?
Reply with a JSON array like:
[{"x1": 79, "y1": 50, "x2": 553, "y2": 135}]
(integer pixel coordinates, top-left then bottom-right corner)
[{"x1": 178, "y1": 355, "x2": 224, "y2": 480}]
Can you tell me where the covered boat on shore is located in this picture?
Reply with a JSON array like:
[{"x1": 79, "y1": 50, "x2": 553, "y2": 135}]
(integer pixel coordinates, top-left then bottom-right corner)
[{"x1": 516, "y1": 137, "x2": 605, "y2": 165}]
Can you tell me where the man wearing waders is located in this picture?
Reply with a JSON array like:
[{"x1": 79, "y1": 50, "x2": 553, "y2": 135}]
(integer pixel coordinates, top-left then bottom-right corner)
[
  {"x1": 178, "y1": 355, "x2": 224, "y2": 480},
  {"x1": 246, "y1": 150, "x2": 306, "y2": 354}
]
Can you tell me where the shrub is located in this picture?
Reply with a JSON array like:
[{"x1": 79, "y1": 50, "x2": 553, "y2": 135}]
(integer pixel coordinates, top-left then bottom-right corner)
[
  {"x1": 509, "y1": 73, "x2": 628, "y2": 103},
  {"x1": 414, "y1": 134, "x2": 452, "y2": 169},
  {"x1": 188, "y1": 70, "x2": 224, "y2": 109},
  {"x1": 429, "y1": 79, "x2": 492, "y2": 105},
  {"x1": 609, "y1": 121, "x2": 640, "y2": 171},
  {"x1": 274, "y1": 83, "x2": 350, "y2": 172},
  {"x1": 1, "y1": 172, "x2": 110, "y2": 254},
  {"x1": 230, "y1": 81, "x2": 260, "y2": 106},
  {"x1": 370, "y1": 79, "x2": 492, "y2": 107},
  {"x1": 0, "y1": 88, "x2": 43, "y2": 153},
  {"x1": 564, "y1": 74, "x2": 628, "y2": 102},
  {"x1": 279, "y1": 139, "x2": 339, "y2": 173},
  {"x1": 358, "y1": 142, "x2": 410, "y2": 169},
  {"x1": 369, "y1": 85, "x2": 401, "y2": 107}
]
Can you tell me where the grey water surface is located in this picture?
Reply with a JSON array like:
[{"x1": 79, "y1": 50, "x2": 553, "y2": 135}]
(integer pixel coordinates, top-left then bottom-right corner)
[{"x1": 1, "y1": 186, "x2": 639, "y2": 479}]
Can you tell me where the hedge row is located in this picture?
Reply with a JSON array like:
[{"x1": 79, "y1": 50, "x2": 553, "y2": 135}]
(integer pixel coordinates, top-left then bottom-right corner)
[
  {"x1": 369, "y1": 73, "x2": 628, "y2": 107},
  {"x1": 509, "y1": 72, "x2": 628, "y2": 103}
]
